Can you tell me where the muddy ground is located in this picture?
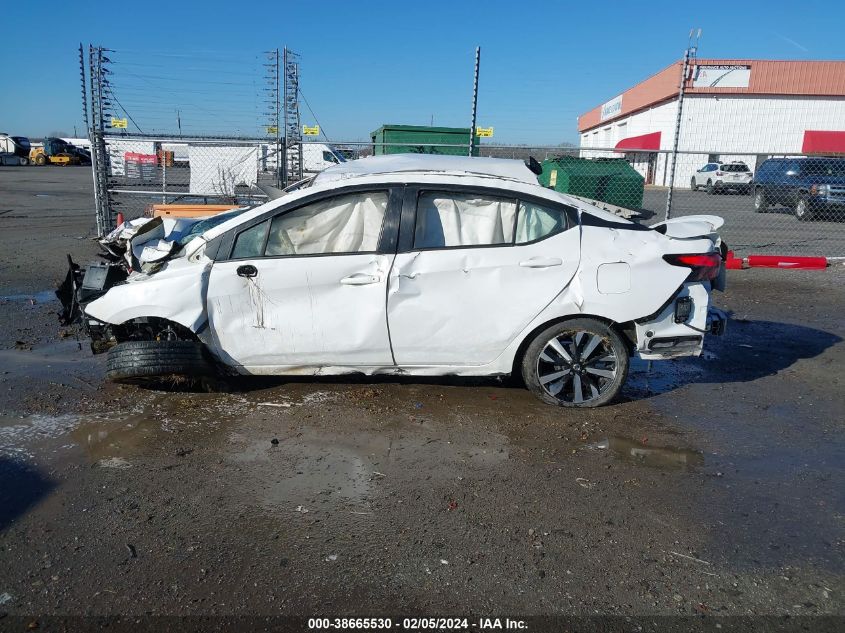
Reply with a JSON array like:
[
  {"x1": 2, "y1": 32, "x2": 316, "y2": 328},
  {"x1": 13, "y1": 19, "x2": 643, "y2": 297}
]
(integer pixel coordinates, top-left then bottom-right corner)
[{"x1": 0, "y1": 167, "x2": 842, "y2": 628}]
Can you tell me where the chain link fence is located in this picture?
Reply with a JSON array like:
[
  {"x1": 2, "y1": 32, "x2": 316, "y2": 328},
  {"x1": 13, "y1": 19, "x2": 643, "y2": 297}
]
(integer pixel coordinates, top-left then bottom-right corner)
[{"x1": 95, "y1": 135, "x2": 844, "y2": 257}]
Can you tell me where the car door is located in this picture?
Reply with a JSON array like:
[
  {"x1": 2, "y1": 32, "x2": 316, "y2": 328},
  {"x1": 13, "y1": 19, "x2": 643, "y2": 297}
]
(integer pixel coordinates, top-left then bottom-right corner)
[
  {"x1": 386, "y1": 186, "x2": 581, "y2": 366},
  {"x1": 205, "y1": 187, "x2": 401, "y2": 370},
  {"x1": 784, "y1": 160, "x2": 803, "y2": 206}
]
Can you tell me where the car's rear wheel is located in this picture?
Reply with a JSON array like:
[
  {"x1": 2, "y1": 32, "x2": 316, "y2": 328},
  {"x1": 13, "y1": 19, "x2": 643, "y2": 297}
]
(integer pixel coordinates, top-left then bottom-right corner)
[
  {"x1": 706, "y1": 180, "x2": 714, "y2": 195},
  {"x1": 106, "y1": 340, "x2": 215, "y2": 386},
  {"x1": 753, "y1": 187, "x2": 768, "y2": 212},
  {"x1": 795, "y1": 195, "x2": 814, "y2": 222},
  {"x1": 521, "y1": 318, "x2": 629, "y2": 408}
]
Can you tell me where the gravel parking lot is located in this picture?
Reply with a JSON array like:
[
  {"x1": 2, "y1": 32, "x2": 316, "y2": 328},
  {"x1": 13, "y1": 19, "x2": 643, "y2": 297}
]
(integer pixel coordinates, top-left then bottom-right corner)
[{"x1": 0, "y1": 167, "x2": 843, "y2": 630}]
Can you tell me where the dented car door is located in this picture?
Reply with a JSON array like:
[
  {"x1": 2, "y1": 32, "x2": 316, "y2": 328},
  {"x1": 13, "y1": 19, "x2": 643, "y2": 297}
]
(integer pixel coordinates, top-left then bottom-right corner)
[
  {"x1": 386, "y1": 187, "x2": 581, "y2": 366},
  {"x1": 205, "y1": 188, "x2": 400, "y2": 370}
]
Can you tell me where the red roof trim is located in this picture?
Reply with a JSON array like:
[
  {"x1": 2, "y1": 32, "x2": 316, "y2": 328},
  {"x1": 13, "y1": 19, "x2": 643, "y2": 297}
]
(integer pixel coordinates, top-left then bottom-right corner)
[
  {"x1": 615, "y1": 131, "x2": 662, "y2": 151},
  {"x1": 802, "y1": 130, "x2": 845, "y2": 154}
]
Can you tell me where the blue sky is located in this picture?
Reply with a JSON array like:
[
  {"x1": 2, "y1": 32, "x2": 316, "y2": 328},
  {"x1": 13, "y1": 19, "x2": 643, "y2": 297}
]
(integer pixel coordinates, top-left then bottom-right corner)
[{"x1": 2, "y1": 0, "x2": 842, "y2": 144}]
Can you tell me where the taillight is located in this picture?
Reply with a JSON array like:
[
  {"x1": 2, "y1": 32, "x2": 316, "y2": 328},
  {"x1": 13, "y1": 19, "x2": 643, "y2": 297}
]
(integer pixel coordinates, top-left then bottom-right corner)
[
  {"x1": 715, "y1": 170, "x2": 724, "y2": 176},
  {"x1": 663, "y1": 253, "x2": 721, "y2": 281}
]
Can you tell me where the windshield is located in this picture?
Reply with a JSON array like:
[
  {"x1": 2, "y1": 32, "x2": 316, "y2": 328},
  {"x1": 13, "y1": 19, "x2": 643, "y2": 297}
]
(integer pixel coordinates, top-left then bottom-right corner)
[
  {"x1": 177, "y1": 209, "x2": 245, "y2": 247},
  {"x1": 805, "y1": 160, "x2": 845, "y2": 178},
  {"x1": 721, "y1": 164, "x2": 749, "y2": 172}
]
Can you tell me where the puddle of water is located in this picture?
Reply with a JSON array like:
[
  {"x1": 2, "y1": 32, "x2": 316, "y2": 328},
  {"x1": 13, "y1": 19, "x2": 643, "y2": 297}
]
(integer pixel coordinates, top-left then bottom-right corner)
[
  {"x1": 0, "y1": 414, "x2": 80, "y2": 458},
  {"x1": 0, "y1": 290, "x2": 57, "y2": 303},
  {"x1": 626, "y1": 358, "x2": 705, "y2": 396},
  {"x1": 589, "y1": 436, "x2": 704, "y2": 470}
]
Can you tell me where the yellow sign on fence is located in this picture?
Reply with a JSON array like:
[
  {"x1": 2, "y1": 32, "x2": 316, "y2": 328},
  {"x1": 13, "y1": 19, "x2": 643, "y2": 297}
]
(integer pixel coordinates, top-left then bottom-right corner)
[
  {"x1": 303, "y1": 125, "x2": 320, "y2": 136},
  {"x1": 111, "y1": 118, "x2": 128, "y2": 129},
  {"x1": 476, "y1": 127, "x2": 494, "y2": 137},
  {"x1": 266, "y1": 126, "x2": 278, "y2": 135}
]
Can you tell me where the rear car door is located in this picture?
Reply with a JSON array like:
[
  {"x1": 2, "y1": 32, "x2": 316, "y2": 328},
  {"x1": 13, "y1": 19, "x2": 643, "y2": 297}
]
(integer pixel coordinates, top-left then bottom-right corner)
[
  {"x1": 386, "y1": 186, "x2": 581, "y2": 366},
  {"x1": 205, "y1": 187, "x2": 401, "y2": 370}
]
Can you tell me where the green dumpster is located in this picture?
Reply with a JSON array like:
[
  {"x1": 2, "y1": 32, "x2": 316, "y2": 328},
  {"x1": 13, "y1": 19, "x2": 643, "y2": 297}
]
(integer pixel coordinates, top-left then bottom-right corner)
[
  {"x1": 539, "y1": 156, "x2": 644, "y2": 209},
  {"x1": 371, "y1": 124, "x2": 481, "y2": 156}
]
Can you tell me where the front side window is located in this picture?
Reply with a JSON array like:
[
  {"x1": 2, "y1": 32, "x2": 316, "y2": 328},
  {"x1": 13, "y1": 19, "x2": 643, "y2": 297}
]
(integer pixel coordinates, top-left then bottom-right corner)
[
  {"x1": 322, "y1": 150, "x2": 339, "y2": 164},
  {"x1": 414, "y1": 192, "x2": 517, "y2": 249},
  {"x1": 265, "y1": 191, "x2": 388, "y2": 256},
  {"x1": 515, "y1": 201, "x2": 569, "y2": 244},
  {"x1": 231, "y1": 220, "x2": 269, "y2": 259}
]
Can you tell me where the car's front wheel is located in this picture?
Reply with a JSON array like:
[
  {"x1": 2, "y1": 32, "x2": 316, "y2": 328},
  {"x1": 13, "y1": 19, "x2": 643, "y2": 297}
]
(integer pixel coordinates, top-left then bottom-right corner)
[
  {"x1": 795, "y1": 195, "x2": 814, "y2": 222},
  {"x1": 106, "y1": 340, "x2": 215, "y2": 386},
  {"x1": 521, "y1": 318, "x2": 630, "y2": 408},
  {"x1": 753, "y1": 187, "x2": 768, "y2": 212}
]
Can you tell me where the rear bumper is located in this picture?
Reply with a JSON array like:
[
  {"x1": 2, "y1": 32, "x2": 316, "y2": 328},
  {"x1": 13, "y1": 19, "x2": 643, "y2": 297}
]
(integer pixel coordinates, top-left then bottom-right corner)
[
  {"x1": 715, "y1": 180, "x2": 751, "y2": 190},
  {"x1": 634, "y1": 283, "x2": 726, "y2": 360}
]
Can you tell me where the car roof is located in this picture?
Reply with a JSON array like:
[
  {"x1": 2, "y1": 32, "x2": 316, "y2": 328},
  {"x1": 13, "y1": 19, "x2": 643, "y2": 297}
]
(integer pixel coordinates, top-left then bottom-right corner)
[{"x1": 313, "y1": 153, "x2": 539, "y2": 186}]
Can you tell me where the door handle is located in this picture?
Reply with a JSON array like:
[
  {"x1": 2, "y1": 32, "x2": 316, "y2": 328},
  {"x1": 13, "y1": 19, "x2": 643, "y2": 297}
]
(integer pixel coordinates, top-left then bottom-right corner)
[
  {"x1": 519, "y1": 257, "x2": 562, "y2": 268},
  {"x1": 340, "y1": 273, "x2": 380, "y2": 286},
  {"x1": 237, "y1": 264, "x2": 258, "y2": 278}
]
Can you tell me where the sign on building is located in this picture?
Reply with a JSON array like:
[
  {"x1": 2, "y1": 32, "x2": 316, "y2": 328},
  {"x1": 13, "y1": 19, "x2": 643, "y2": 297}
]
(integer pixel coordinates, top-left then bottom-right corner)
[
  {"x1": 600, "y1": 95, "x2": 623, "y2": 121},
  {"x1": 692, "y1": 65, "x2": 751, "y2": 88}
]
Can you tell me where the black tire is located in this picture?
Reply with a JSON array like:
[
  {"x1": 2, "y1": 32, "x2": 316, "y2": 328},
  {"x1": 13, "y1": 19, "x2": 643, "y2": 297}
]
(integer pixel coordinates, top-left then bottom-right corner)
[
  {"x1": 106, "y1": 340, "x2": 214, "y2": 385},
  {"x1": 690, "y1": 177, "x2": 697, "y2": 191},
  {"x1": 753, "y1": 187, "x2": 767, "y2": 212},
  {"x1": 521, "y1": 318, "x2": 630, "y2": 408},
  {"x1": 706, "y1": 180, "x2": 714, "y2": 195},
  {"x1": 795, "y1": 195, "x2": 814, "y2": 222},
  {"x1": 35, "y1": 154, "x2": 46, "y2": 166}
]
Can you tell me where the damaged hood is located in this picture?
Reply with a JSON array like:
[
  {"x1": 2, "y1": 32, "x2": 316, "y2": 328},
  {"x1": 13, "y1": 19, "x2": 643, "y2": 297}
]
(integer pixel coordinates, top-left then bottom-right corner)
[{"x1": 101, "y1": 209, "x2": 247, "y2": 273}]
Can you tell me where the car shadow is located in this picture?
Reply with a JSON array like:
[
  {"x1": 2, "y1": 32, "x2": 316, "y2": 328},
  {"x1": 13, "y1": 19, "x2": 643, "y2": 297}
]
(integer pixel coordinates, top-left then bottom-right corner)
[
  {"x1": 0, "y1": 457, "x2": 56, "y2": 531},
  {"x1": 623, "y1": 317, "x2": 841, "y2": 399},
  {"x1": 215, "y1": 318, "x2": 840, "y2": 401}
]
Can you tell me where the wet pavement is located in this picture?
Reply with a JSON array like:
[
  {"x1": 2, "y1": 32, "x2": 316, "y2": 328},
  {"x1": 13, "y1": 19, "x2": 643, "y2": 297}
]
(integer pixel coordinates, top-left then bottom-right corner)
[{"x1": 0, "y1": 168, "x2": 842, "y2": 624}]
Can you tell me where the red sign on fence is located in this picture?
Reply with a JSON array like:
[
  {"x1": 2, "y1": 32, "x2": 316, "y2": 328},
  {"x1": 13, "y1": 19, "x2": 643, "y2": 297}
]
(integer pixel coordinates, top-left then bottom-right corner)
[{"x1": 124, "y1": 152, "x2": 158, "y2": 164}]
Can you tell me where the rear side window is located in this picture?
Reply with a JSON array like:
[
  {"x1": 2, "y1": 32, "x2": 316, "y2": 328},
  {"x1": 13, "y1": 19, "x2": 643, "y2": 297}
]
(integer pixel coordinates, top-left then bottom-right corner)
[
  {"x1": 515, "y1": 201, "x2": 568, "y2": 244},
  {"x1": 414, "y1": 192, "x2": 516, "y2": 249},
  {"x1": 757, "y1": 160, "x2": 779, "y2": 177},
  {"x1": 721, "y1": 164, "x2": 749, "y2": 172}
]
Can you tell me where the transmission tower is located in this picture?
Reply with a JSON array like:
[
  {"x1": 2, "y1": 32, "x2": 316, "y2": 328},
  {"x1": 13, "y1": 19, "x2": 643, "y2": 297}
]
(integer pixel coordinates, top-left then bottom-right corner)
[
  {"x1": 263, "y1": 49, "x2": 281, "y2": 187},
  {"x1": 283, "y1": 48, "x2": 302, "y2": 185}
]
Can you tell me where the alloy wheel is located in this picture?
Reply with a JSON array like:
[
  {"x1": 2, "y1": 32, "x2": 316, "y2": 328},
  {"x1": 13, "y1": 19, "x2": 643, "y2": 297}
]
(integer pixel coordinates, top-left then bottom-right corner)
[{"x1": 536, "y1": 331, "x2": 618, "y2": 405}]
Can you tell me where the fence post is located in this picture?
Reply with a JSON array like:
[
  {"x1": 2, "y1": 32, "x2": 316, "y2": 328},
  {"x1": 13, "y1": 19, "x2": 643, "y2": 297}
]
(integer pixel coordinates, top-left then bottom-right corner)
[{"x1": 665, "y1": 46, "x2": 693, "y2": 221}]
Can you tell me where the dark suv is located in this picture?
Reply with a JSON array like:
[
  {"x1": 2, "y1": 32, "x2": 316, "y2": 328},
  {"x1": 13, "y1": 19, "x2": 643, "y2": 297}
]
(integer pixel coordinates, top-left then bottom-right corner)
[{"x1": 752, "y1": 157, "x2": 845, "y2": 221}]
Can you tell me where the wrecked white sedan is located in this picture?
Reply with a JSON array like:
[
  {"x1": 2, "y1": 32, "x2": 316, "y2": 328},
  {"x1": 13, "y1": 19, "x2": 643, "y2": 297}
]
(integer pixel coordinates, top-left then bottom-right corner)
[{"x1": 74, "y1": 154, "x2": 726, "y2": 407}]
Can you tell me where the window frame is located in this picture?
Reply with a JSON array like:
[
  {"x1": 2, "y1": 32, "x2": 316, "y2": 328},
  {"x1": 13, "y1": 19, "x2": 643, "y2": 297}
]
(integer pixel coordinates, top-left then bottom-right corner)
[
  {"x1": 398, "y1": 184, "x2": 577, "y2": 254},
  {"x1": 218, "y1": 184, "x2": 403, "y2": 261}
]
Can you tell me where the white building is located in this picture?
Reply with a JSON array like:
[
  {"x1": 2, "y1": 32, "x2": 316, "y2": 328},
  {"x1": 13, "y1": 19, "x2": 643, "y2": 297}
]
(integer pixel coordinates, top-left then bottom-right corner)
[{"x1": 577, "y1": 59, "x2": 845, "y2": 186}]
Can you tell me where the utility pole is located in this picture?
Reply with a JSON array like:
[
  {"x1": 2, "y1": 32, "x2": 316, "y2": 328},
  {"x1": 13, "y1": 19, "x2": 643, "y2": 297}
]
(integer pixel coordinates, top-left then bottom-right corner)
[
  {"x1": 468, "y1": 46, "x2": 480, "y2": 157},
  {"x1": 665, "y1": 29, "x2": 701, "y2": 220}
]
